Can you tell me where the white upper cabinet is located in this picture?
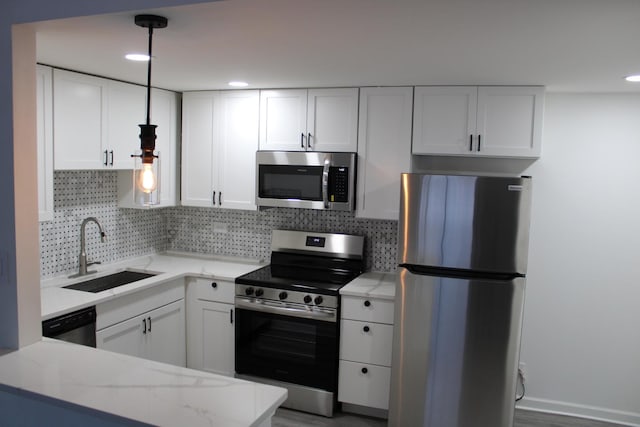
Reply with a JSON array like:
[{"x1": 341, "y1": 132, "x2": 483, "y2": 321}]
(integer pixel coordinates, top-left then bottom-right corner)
[
  {"x1": 117, "y1": 88, "x2": 181, "y2": 208},
  {"x1": 36, "y1": 65, "x2": 54, "y2": 222},
  {"x1": 412, "y1": 86, "x2": 544, "y2": 158},
  {"x1": 53, "y1": 69, "x2": 150, "y2": 170},
  {"x1": 356, "y1": 87, "x2": 413, "y2": 220},
  {"x1": 181, "y1": 90, "x2": 259, "y2": 209},
  {"x1": 259, "y1": 88, "x2": 358, "y2": 152},
  {"x1": 105, "y1": 80, "x2": 146, "y2": 169},
  {"x1": 53, "y1": 69, "x2": 108, "y2": 169}
]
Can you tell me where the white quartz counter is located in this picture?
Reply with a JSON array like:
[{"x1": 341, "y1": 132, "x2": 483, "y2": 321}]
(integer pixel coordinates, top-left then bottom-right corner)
[
  {"x1": 340, "y1": 271, "x2": 396, "y2": 300},
  {"x1": 41, "y1": 251, "x2": 264, "y2": 320},
  {"x1": 0, "y1": 339, "x2": 286, "y2": 427}
]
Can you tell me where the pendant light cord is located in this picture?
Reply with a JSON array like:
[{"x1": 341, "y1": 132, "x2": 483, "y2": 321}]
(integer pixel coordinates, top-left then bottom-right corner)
[{"x1": 145, "y1": 26, "x2": 153, "y2": 126}]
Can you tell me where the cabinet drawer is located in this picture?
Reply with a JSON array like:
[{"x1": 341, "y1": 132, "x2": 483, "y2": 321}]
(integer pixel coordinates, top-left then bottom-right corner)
[
  {"x1": 341, "y1": 296, "x2": 394, "y2": 324},
  {"x1": 338, "y1": 360, "x2": 390, "y2": 410},
  {"x1": 340, "y1": 319, "x2": 393, "y2": 366},
  {"x1": 187, "y1": 277, "x2": 235, "y2": 304}
]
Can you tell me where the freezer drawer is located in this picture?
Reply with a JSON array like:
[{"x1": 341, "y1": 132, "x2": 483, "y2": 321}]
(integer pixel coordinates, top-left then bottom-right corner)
[{"x1": 389, "y1": 268, "x2": 526, "y2": 427}]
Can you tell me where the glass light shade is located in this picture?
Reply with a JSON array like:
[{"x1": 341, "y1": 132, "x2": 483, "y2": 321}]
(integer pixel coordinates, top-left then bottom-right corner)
[{"x1": 133, "y1": 151, "x2": 160, "y2": 206}]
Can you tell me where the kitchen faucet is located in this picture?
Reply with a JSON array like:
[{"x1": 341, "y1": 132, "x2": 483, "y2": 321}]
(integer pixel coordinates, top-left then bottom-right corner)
[{"x1": 74, "y1": 217, "x2": 107, "y2": 277}]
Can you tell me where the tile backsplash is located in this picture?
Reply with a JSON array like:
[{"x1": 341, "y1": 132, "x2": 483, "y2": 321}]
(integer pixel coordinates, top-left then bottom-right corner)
[{"x1": 40, "y1": 171, "x2": 398, "y2": 279}]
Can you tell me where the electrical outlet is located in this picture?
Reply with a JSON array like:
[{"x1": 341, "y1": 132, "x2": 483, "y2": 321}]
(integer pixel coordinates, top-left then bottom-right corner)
[{"x1": 518, "y1": 362, "x2": 527, "y2": 383}]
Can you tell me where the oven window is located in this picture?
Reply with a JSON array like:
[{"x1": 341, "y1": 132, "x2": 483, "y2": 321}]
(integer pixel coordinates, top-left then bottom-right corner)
[
  {"x1": 235, "y1": 308, "x2": 338, "y2": 391},
  {"x1": 259, "y1": 165, "x2": 323, "y2": 200}
]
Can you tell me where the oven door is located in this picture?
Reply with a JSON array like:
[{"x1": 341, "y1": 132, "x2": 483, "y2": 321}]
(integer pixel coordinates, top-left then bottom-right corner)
[{"x1": 235, "y1": 307, "x2": 339, "y2": 392}]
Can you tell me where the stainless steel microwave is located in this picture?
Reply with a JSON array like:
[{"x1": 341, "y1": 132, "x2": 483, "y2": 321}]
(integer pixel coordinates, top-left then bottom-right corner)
[{"x1": 256, "y1": 151, "x2": 356, "y2": 211}]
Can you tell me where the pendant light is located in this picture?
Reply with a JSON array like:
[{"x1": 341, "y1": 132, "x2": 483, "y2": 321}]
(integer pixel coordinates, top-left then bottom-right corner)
[{"x1": 132, "y1": 14, "x2": 167, "y2": 206}]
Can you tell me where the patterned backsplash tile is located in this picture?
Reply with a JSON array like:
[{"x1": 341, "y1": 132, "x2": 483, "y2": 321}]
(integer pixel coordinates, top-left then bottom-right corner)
[{"x1": 40, "y1": 171, "x2": 398, "y2": 278}]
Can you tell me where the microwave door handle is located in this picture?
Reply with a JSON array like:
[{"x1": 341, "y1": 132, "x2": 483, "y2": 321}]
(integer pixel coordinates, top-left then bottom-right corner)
[{"x1": 322, "y1": 158, "x2": 330, "y2": 209}]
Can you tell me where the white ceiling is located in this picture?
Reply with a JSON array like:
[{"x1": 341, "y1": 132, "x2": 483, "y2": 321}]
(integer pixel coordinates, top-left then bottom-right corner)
[{"x1": 34, "y1": 0, "x2": 640, "y2": 93}]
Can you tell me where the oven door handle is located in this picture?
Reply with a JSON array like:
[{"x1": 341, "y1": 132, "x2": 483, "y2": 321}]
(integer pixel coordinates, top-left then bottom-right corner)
[
  {"x1": 322, "y1": 158, "x2": 330, "y2": 209},
  {"x1": 235, "y1": 297, "x2": 337, "y2": 322}
]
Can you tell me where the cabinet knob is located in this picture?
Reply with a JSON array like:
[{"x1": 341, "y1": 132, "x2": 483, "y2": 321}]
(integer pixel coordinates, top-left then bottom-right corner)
[
  {"x1": 363, "y1": 325, "x2": 370, "y2": 333},
  {"x1": 364, "y1": 300, "x2": 371, "y2": 307},
  {"x1": 211, "y1": 282, "x2": 217, "y2": 289},
  {"x1": 361, "y1": 367, "x2": 368, "y2": 374}
]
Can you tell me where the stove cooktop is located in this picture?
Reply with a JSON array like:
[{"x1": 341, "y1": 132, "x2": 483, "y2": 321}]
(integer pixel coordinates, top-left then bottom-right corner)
[{"x1": 235, "y1": 264, "x2": 359, "y2": 295}]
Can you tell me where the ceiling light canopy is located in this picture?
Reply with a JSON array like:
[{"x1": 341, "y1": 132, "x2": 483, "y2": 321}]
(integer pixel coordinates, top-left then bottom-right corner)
[{"x1": 132, "y1": 14, "x2": 167, "y2": 207}]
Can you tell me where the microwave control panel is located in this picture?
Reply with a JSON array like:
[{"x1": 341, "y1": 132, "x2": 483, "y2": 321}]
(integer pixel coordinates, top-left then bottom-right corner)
[{"x1": 329, "y1": 167, "x2": 349, "y2": 203}]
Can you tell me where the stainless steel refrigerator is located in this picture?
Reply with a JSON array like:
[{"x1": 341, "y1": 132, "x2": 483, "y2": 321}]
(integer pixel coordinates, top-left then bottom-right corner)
[{"x1": 388, "y1": 173, "x2": 532, "y2": 427}]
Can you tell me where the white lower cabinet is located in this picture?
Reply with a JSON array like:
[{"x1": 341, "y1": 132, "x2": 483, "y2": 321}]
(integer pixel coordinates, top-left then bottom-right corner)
[
  {"x1": 338, "y1": 295, "x2": 394, "y2": 411},
  {"x1": 186, "y1": 277, "x2": 235, "y2": 376},
  {"x1": 96, "y1": 279, "x2": 186, "y2": 367}
]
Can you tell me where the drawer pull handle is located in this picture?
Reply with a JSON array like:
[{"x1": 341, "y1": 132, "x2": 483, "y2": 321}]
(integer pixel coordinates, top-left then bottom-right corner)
[
  {"x1": 211, "y1": 282, "x2": 218, "y2": 289},
  {"x1": 364, "y1": 300, "x2": 371, "y2": 307},
  {"x1": 361, "y1": 367, "x2": 368, "y2": 374},
  {"x1": 143, "y1": 318, "x2": 147, "y2": 334},
  {"x1": 363, "y1": 325, "x2": 370, "y2": 332},
  {"x1": 148, "y1": 316, "x2": 151, "y2": 332}
]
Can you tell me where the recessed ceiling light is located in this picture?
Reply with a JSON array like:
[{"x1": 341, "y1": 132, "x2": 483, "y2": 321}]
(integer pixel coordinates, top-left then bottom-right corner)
[
  {"x1": 625, "y1": 75, "x2": 640, "y2": 82},
  {"x1": 126, "y1": 53, "x2": 150, "y2": 61},
  {"x1": 228, "y1": 81, "x2": 249, "y2": 87}
]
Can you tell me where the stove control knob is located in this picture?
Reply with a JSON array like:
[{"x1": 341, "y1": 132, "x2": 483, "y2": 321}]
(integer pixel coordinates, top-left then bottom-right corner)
[
  {"x1": 304, "y1": 295, "x2": 312, "y2": 304},
  {"x1": 314, "y1": 296, "x2": 323, "y2": 305},
  {"x1": 255, "y1": 288, "x2": 264, "y2": 297},
  {"x1": 279, "y1": 291, "x2": 288, "y2": 300},
  {"x1": 245, "y1": 287, "x2": 254, "y2": 296}
]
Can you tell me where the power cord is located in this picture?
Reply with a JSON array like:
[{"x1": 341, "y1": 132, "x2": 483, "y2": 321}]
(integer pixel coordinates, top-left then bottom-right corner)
[{"x1": 515, "y1": 367, "x2": 526, "y2": 402}]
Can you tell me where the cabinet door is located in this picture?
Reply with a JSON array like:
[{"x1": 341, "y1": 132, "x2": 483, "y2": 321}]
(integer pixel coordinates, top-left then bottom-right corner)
[
  {"x1": 412, "y1": 86, "x2": 477, "y2": 155},
  {"x1": 356, "y1": 87, "x2": 412, "y2": 220},
  {"x1": 188, "y1": 299, "x2": 235, "y2": 376},
  {"x1": 258, "y1": 89, "x2": 307, "y2": 151},
  {"x1": 153, "y1": 88, "x2": 181, "y2": 206},
  {"x1": 476, "y1": 86, "x2": 544, "y2": 158},
  {"x1": 307, "y1": 88, "x2": 359, "y2": 152},
  {"x1": 53, "y1": 69, "x2": 107, "y2": 169},
  {"x1": 106, "y1": 80, "x2": 145, "y2": 169},
  {"x1": 36, "y1": 65, "x2": 54, "y2": 222},
  {"x1": 145, "y1": 299, "x2": 186, "y2": 367},
  {"x1": 181, "y1": 92, "x2": 216, "y2": 207},
  {"x1": 96, "y1": 312, "x2": 146, "y2": 359},
  {"x1": 215, "y1": 90, "x2": 259, "y2": 210}
]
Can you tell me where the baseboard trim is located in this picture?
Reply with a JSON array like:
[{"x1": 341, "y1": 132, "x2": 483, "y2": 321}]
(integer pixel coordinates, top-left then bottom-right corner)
[{"x1": 517, "y1": 397, "x2": 640, "y2": 427}]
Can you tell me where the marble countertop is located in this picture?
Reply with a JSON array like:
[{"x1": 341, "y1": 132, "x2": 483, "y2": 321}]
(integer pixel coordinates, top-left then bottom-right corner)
[
  {"x1": 41, "y1": 251, "x2": 264, "y2": 320},
  {"x1": 340, "y1": 271, "x2": 396, "y2": 300},
  {"x1": 0, "y1": 339, "x2": 286, "y2": 427}
]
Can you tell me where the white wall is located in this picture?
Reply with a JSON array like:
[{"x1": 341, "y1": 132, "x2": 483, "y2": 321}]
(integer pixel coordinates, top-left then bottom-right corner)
[{"x1": 518, "y1": 93, "x2": 640, "y2": 424}]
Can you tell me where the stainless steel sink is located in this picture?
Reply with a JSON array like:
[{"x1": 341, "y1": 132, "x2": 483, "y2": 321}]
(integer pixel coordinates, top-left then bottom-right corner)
[{"x1": 63, "y1": 270, "x2": 157, "y2": 293}]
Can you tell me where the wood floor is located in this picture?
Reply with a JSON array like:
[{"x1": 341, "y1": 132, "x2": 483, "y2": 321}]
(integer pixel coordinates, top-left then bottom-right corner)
[{"x1": 272, "y1": 408, "x2": 625, "y2": 427}]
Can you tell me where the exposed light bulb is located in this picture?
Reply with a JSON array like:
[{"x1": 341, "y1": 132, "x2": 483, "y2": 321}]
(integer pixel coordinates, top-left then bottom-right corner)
[{"x1": 137, "y1": 163, "x2": 157, "y2": 193}]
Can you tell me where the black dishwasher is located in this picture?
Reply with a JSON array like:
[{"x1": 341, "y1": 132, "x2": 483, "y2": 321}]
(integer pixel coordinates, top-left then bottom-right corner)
[{"x1": 42, "y1": 306, "x2": 97, "y2": 347}]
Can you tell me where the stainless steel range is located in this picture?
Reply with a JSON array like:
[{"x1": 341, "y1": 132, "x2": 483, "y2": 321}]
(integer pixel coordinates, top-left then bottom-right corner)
[{"x1": 234, "y1": 229, "x2": 364, "y2": 417}]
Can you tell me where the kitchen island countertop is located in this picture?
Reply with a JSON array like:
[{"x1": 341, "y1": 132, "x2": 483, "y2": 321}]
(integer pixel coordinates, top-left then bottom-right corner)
[{"x1": 0, "y1": 339, "x2": 286, "y2": 427}]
